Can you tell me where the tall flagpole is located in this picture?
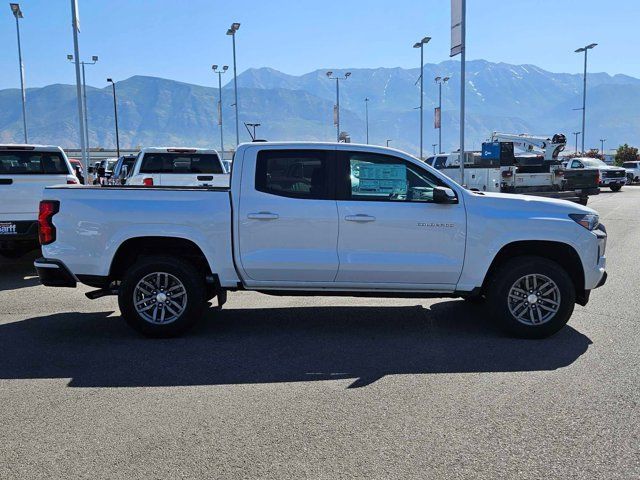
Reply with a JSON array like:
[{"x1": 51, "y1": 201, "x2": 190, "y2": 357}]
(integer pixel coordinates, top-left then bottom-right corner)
[{"x1": 70, "y1": 0, "x2": 87, "y2": 176}]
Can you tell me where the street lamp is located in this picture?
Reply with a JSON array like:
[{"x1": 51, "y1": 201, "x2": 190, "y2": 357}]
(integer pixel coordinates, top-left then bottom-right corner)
[
  {"x1": 413, "y1": 36, "x2": 431, "y2": 159},
  {"x1": 600, "y1": 138, "x2": 606, "y2": 156},
  {"x1": 10, "y1": 3, "x2": 27, "y2": 143},
  {"x1": 226, "y1": 22, "x2": 241, "y2": 146},
  {"x1": 326, "y1": 71, "x2": 351, "y2": 142},
  {"x1": 434, "y1": 76, "x2": 450, "y2": 154},
  {"x1": 364, "y1": 97, "x2": 370, "y2": 144},
  {"x1": 212, "y1": 65, "x2": 229, "y2": 154},
  {"x1": 68, "y1": 54, "x2": 98, "y2": 157},
  {"x1": 245, "y1": 122, "x2": 261, "y2": 140},
  {"x1": 575, "y1": 43, "x2": 597, "y2": 153},
  {"x1": 106, "y1": 78, "x2": 120, "y2": 157},
  {"x1": 572, "y1": 131, "x2": 581, "y2": 154}
]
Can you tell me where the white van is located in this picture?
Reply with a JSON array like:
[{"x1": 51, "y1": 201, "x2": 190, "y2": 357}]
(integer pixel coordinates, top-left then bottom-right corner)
[
  {"x1": 127, "y1": 147, "x2": 229, "y2": 187},
  {"x1": 0, "y1": 144, "x2": 78, "y2": 258}
]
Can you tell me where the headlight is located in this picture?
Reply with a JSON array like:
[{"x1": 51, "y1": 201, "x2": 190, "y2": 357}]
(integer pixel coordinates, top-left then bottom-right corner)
[{"x1": 569, "y1": 213, "x2": 599, "y2": 231}]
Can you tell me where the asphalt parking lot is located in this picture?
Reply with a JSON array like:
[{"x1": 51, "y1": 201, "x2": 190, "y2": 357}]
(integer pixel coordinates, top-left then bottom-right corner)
[{"x1": 1, "y1": 187, "x2": 638, "y2": 479}]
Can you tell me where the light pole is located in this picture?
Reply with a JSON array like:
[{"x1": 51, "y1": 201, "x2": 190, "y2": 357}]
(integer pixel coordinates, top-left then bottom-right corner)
[
  {"x1": 413, "y1": 36, "x2": 431, "y2": 160},
  {"x1": 575, "y1": 43, "x2": 597, "y2": 154},
  {"x1": 69, "y1": 0, "x2": 87, "y2": 175},
  {"x1": 326, "y1": 71, "x2": 351, "y2": 142},
  {"x1": 10, "y1": 3, "x2": 27, "y2": 143},
  {"x1": 244, "y1": 122, "x2": 261, "y2": 140},
  {"x1": 106, "y1": 78, "x2": 120, "y2": 157},
  {"x1": 68, "y1": 54, "x2": 98, "y2": 157},
  {"x1": 600, "y1": 138, "x2": 606, "y2": 156},
  {"x1": 212, "y1": 65, "x2": 228, "y2": 154},
  {"x1": 364, "y1": 97, "x2": 370, "y2": 144},
  {"x1": 434, "y1": 76, "x2": 450, "y2": 154},
  {"x1": 226, "y1": 22, "x2": 240, "y2": 146},
  {"x1": 386, "y1": 139, "x2": 392, "y2": 147},
  {"x1": 572, "y1": 131, "x2": 581, "y2": 154}
]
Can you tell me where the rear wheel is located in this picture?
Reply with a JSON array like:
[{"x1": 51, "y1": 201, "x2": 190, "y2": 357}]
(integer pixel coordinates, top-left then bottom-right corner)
[
  {"x1": 610, "y1": 185, "x2": 622, "y2": 192},
  {"x1": 486, "y1": 256, "x2": 575, "y2": 339},
  {"x1": 118, "y1": 256, "x2": 206, "y2": 337}
]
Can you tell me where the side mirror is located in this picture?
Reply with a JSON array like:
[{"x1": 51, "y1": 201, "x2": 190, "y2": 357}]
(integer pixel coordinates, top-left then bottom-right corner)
[
  {"x1": 433, "y1": 186, "x2": 458, "y2": 204},
  {"x1": 87, "y1": 166, "x2": 94, "y2": 174},
  {"x1": 97, "y1": 167, "x2": 106, "y2": 177}
]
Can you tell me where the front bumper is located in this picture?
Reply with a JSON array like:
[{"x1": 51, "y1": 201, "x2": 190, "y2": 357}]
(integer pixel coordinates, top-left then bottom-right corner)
[
  {"x1": 34, "y1": 258, "x2": 77, "y2": 287},
  {"x1": 599, "y1": 177, "x2": 626, "y2": 186}
]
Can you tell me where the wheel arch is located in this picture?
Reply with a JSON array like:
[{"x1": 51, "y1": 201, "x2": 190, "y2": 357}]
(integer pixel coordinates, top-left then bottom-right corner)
[
  {"x1": 483, "y1": 240, "x2": 586, "y2": 304},
  {"x1": 109, "y1": 236, "x2": 214, "y2": 282}
]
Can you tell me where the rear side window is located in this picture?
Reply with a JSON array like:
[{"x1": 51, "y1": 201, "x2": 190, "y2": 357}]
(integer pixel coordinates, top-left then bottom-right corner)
[
  {"x1": 0, "y1": 151, "x2": 69, "y2": 175},
  {"x1": 255, "y1": 149, "x2": 332, "y2": 199},
  {"x1": 622, "y1": 162, "x2": 638, "y2": 168},
  {"x1": 139, "y1": 153, "x2": 223, "y2": 174}
]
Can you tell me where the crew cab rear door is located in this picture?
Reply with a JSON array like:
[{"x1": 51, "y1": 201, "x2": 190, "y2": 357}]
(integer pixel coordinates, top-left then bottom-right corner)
[
  {"x1": 236, "y1": 147, "x2": 339, "y2": 284},
  {"x1": 334, "y1": 149, "x2": 466, "y2": 287}
]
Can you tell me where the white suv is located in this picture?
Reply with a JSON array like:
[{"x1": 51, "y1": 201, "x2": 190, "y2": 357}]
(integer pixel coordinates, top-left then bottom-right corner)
[
  {"x1": 0, "y1": 144, "x2": 78, "y2": 258},
  {"x1": 127, "y1": 147, "x2": 229, "y2": 187},
  {"x1": 622, "y1": 161, "x2": 640, "y2": 184}
]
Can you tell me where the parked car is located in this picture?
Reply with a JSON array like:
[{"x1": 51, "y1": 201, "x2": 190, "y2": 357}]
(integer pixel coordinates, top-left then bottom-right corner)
[
  {"x1": 622, "y1": 161, "x2": 640, "y2": 184},
  {"x1": 107, "y1": 154, "x2": 138, "y2": 185},
  {"x1": 35, "y1": 142, "x2": 607, "y2": 339},
  {"x1": 126, "y1": 147, "x2": 228, "y2": 187},
  {"x1": 0, "y1": 144, "x2": 78, "y2": 258},
  {"x1": 67, "y1": 158, "x2": 85, "y2": 184},
  {"x1": 562, "y1": 157, "x2": 627, "y2": 191}
]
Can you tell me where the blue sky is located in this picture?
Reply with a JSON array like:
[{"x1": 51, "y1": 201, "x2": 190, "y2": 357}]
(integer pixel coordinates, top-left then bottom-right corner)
[{"x1": 0, "y1": 0, "x2": 636, "y2": 90}]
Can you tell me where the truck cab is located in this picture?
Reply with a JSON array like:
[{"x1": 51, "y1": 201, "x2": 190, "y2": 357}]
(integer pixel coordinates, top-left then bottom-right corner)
[{"x1": 127, "y1": 147, "x2": 229, "y2": 187}]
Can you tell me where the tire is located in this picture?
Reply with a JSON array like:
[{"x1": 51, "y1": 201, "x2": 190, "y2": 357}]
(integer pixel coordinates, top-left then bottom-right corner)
[
  {"x1": 118, "y1": 256, "x2": 206, "y2": 337},
  {"x1": 610, "y1": 185, "x2": 622, "y2": 192},
  {"x1": 486, "y1": 256, "x2": 575, "y2": 339}
]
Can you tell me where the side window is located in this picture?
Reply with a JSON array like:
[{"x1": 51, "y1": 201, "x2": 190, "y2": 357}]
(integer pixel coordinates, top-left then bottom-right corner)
[
  {"x1": 571, "y1": 160, "x2": 584, "y2": 168},
  {"x1": 343, "y1": 151, "x2": 444, "y2": 203},
  {"x1": 434, "y1": 156, "x2": 448, "y2": 169},
  {"x1": 255, "y1": 150, "x2": 332, "y2": 200}
]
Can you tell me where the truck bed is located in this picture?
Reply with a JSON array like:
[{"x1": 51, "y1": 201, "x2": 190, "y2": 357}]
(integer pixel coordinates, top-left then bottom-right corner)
[{"x1": 41, "y1": 185, "x2": 237, "y2": 284}]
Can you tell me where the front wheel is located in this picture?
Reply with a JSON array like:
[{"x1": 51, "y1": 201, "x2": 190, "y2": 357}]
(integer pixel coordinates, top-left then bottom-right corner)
[
  {"x1": 486, "y1": 256, "x2": 576, "y2": 339},
  {"x1": 610, "y1": 185, "x2": 622, "y2": 192},
  {"x1": 118, "y1": 256, "x2": 206, "y2": 337}
]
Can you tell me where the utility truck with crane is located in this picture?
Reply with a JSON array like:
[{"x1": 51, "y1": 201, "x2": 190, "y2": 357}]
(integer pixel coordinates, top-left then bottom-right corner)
[{"x1": 426, "y1": 132, "x2": 600, "y2": 204}]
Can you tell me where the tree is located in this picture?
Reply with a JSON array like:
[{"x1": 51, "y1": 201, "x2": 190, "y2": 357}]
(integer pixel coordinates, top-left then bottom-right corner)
[{"x1": 614, "y1": 144, "x2": 639, "y2": 166}]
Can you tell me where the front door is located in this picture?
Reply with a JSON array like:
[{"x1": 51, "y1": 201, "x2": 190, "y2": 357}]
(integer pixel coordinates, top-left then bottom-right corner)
[
  {"x1": 237, "y1": 148, "x2": 339, "y2": 283},
  {"x1": 335, "y1": 150, "x2": 466, "y2": 286}
]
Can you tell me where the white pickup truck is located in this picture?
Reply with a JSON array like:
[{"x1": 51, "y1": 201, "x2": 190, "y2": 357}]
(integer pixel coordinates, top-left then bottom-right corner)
[{"x1": 35, "y1": 142, "x2": 608, "y2": 339}]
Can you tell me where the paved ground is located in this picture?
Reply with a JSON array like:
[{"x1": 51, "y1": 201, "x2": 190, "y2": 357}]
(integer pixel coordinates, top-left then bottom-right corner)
[{"x1": 1, "y1": 187, "x2": 638, "y2": 479}]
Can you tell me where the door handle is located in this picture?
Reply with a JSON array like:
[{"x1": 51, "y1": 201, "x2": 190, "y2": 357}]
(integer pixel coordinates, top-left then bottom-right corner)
[
  {"x1": 345, "y1": 214, "x2": 376, "y2": 222},
  {"x1": 197, "y1": 175, "x2": 214, "y2": 181},
  {"x1": 247, "y1": 212, "x2": 279, "y2": 220}
]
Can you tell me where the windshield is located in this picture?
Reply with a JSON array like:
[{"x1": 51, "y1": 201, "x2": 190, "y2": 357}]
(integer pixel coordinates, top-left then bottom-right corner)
[{"x1": 580, "y1": 158, "x2": 607, "y2": 168}]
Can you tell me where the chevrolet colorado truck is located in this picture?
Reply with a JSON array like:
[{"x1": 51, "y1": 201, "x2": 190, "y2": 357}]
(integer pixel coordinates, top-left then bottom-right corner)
[{"x1": 35, "y1": 142, "x2": 608, "y2": 339}]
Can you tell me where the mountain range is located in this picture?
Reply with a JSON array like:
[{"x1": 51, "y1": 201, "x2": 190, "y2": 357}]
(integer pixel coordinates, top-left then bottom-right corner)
[{"x1": 1, "y1": 59, "x2": 639, "y2": 155}]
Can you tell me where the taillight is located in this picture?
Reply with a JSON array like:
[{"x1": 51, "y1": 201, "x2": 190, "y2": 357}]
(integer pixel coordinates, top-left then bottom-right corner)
[
  {"x1": 501, "y1": 169, "x2": 513, "y2": 178},
  {"x1": 67, "y1": 178, "x2": 78, "y2": 184},
  {"x1": 143, "y1": 177, "x2": 154, "y2": 186},
  {"x1": 555, "y1": 170, "x2": 564, "y2": 177},
  {"x1": 38, "y1": 200, "x2": 60, "y2": 245}
]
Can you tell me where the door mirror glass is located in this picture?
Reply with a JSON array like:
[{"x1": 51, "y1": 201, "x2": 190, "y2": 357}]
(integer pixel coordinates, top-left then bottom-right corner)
[
  {"x1": 87, "y1": 166, "x2": 94, "y2": 174},
  {"x1": 97, "y1": 167, "x2": 106, "y2": 177},
  {"x1": 432, "y1": 186, "x2": 457, "y2": 204}
]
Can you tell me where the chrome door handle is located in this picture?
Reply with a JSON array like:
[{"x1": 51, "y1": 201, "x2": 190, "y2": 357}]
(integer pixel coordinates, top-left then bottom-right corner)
[
  {"x1": 247, "y1": 212, "x2": 279, "y2": 220},
  {"x1": 345, "y1": 214, "x2": 376, "y2": 222}
]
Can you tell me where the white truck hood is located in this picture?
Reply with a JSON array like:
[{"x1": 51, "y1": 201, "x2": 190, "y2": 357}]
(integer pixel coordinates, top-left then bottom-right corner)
[{"x1": 469, "y1": 191, "x2": 597, "y2": 216}]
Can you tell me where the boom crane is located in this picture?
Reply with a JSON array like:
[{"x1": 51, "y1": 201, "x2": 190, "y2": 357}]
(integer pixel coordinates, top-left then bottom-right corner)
[{"x1": 490, "y1": 132, "x2": 566, "y2": 161}]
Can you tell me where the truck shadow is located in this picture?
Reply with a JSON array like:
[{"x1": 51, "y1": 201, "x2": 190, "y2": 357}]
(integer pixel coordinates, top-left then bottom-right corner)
[
  {"x1": 0, "y1": 302, "x2": 591, "y2": 388},
  {"x1": 0, "y1": 251, "x2": 40, "y2": 291}
]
